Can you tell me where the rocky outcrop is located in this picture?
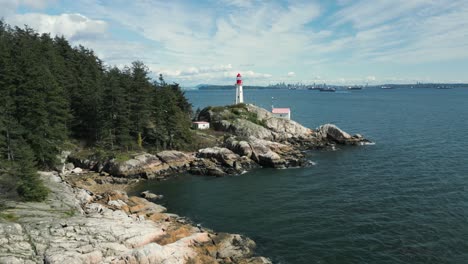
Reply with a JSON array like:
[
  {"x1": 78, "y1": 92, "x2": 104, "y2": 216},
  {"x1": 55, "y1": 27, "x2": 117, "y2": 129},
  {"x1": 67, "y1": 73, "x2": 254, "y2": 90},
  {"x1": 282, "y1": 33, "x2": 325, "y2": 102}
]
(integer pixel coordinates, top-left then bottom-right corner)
[
  {"x1": 191, "y1": 147, "x2": 258, "y2": 176},
  {"x1": 249, "y1": 140, "x2": 285, "y2": 168},
  {"x1": 0, "y1": 172, "x2": 271, "y2": 264},
  {"x1": 197, "y1": 147, "x2": 240, "y2": 167},
  {"x1": 245, "y1": 104, "x2": 313, "y2": 140},
  {"x1": 197, "y1": 104, "x2": 371, "y2": 169},
  {"x1": 214, "y1": 233, "x2": 256, "y2": 261},
  {"x1": 225, "y1": 138, "x2": 253, "y2": 158},
  {"x1": 141, "y1": 190, "x2": 163, "y2": 200},
  {"x1": 317, "y1": 124, "x2": 370, "y2": 145},
  {"x1": 68, "y1": 151, "x2": 195, "y2": 179},
  {"x1": 65, "y1": 105, "x2": 370, "y2": 178},
  {"x1": 199, "y1": 104, "x2": 368, "y2": 147},
  {"x1": 106, "y1": 153, "x2": 170, "y2": 178},
  {"x1": 156, "y1": 150, "x2": 195, "y2": 171},
  {"x1": 216, "y1": 119, "x2": 275, "y2": 140}
]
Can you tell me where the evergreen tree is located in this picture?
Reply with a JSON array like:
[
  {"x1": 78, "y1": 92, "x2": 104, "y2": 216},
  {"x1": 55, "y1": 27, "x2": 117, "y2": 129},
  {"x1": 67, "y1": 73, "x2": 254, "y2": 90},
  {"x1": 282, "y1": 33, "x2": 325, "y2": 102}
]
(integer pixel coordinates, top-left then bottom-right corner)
[
  {"x1": 99, "y1": 67, "x2": 132, "y2": 149},
  {"x1": 0, "y1": 22, "x2": 196, "y2": 202},
  {"x1": 11, "y1": 27, "x2": 69, "y2": 167},
  {"x1": 13, "y1": 139, "x2": 49, "y2": 201},
  {"x1": 63, "y1": 45, "x2": 104, "y2": 142},
  {"x1": 128, "y1": 61, "x2": 152, "y2": 145}
]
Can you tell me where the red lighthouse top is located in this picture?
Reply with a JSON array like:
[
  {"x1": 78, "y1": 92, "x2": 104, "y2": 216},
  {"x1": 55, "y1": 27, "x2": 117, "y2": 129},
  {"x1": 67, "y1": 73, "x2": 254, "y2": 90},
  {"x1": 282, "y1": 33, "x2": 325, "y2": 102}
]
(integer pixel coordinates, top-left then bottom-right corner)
[{"x1": 236, "y1": 73, "x2": 242, "y2": 85}]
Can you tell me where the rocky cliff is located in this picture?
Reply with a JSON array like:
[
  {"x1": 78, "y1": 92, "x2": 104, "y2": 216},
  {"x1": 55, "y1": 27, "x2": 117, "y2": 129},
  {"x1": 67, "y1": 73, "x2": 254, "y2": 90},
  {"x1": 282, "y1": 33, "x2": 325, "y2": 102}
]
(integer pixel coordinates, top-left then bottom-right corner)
[
  {"x1": 194, "y1": 104, "x2": 370, "y2": 174},
  {"x1": 67, "y1": 104, "x2": 370, "y2": 178},
  {"x1": 0, "y1": 172, "x2": 271, "y2": 264}
]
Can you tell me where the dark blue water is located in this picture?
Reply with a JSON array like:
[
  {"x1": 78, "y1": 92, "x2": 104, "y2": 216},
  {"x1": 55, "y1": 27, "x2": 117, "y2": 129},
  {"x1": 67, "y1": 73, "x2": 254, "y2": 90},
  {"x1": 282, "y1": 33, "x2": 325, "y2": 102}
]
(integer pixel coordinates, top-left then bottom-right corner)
[{"x1": 133, "y1": 88, "x2": 468, "y2": 264}]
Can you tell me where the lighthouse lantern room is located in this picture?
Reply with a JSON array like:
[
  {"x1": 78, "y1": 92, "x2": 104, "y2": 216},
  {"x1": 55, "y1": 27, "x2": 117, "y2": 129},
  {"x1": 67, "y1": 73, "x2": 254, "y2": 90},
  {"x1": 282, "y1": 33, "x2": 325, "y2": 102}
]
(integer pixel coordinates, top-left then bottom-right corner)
[{"x1": 235, "y1": 73, "x2": 244, "y2": 104}]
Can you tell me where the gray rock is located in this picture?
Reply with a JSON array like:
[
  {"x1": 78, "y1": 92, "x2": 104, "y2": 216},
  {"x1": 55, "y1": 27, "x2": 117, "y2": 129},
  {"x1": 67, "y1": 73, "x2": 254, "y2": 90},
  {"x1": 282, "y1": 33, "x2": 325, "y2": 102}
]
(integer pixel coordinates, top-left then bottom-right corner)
[
  {"x1": 71, "y1": 167, "x2": 83, "y2": 174},
  {"x1": 156, "y1": 150, "x2": 194, "y2": 170},
  {"x1": 228, "y1": 119, "x2": 274, "y2": 140},
  {"x1": 107, "y1": 199, "x2": 127, "y2": 208},
  {"x1": 215, "y1": 233, "x2": 256, "y2": 260},
  {"x1": 141, "y1": 191, "x2": 163, "y2": 200},
  {"x1": 55, "y1": 150, "x2": 72, "y2": 174},
  {"x1": 317, "y1": 124, "x2": 352, "y2": 143},
  {"x1": 246, "y1": 104, "x2": 312, "y2": 139},
  {"x1": 65, "y1": 163, "x2": 75, "y2": 171},
  {"x1": 106, "y1": 153, "x2": 169, "y2": 178},
  {"x1": 197, "y1": 147, "x2": 240, "y2": 167},
  {"x1": 225, "y1": 138, "x2": 253, "y2": 158},
  {"x1": 316, "y1": 124, "x2": 370, "y2": 145},
  {"x1": 249, "y1": 141, "x2": 284, "y2": 168},
  {"x1": 74, "y1": 188, "x2": 93, "y2": 205}
]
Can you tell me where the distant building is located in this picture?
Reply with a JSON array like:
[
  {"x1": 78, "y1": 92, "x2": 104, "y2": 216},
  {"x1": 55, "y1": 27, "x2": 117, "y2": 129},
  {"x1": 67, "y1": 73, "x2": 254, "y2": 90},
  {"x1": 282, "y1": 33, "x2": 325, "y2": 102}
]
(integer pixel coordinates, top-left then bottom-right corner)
[
  {"x1": 192, "y1": 121, "x2": 210, "y2": 130},
  {"x1": 272, "y1": 108, "x2": 291, "y2": 120}
]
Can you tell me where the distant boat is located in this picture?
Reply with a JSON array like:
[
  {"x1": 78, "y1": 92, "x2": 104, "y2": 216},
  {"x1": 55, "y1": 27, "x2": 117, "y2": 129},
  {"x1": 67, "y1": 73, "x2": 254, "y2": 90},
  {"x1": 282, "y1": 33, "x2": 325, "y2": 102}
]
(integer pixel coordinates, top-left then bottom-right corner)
[
  {"x1": 319, "y1": 87, "x2": 336, "y2": 92},
  {"x1": 381, "y1": 86, "x2": 395, "y2": 89},
  {"x1": 437, "y1": 86, "x2": 451, "y2": 89},
  {"x1": 347, "y1": 86, "x2": 363, "y2": 90}
]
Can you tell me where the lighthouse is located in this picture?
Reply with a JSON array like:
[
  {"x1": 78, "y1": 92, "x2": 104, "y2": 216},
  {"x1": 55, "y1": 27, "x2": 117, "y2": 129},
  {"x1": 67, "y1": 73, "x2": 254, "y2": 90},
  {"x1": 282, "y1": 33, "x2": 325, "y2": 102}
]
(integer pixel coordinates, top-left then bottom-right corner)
[{"x1": 235, "y1": 73, "x2": 244, "y2": 104}]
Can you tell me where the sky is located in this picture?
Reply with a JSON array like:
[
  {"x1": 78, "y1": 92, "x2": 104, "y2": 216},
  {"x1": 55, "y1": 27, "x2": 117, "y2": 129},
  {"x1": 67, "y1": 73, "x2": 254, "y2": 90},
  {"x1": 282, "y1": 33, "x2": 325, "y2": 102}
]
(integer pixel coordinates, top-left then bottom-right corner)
[{"x1": 1, "y1": 0, "x2": 468, "y2": 87}]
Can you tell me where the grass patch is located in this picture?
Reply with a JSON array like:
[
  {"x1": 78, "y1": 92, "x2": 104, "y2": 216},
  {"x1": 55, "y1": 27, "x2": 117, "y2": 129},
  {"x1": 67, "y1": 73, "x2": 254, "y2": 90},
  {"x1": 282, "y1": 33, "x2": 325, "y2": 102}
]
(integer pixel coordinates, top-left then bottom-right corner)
[
  {"x1": 63, "y1": 209, "x2": 76, "y2": 218},
  {"x1": 113, "y1": 152, "x2": 133, "y2": 163},
  {"x1": 206, "y1": 104, "x2": 267, "y2": 127},
  {"x1": 207, "y1": 103, "x2": 248, "y2": 113},
  {"x1": 0, "y1": 212, "x2": 19, "y2": 222},
  {"x1": 73, "y1": 147, "x2": 137, "y2": 163}
]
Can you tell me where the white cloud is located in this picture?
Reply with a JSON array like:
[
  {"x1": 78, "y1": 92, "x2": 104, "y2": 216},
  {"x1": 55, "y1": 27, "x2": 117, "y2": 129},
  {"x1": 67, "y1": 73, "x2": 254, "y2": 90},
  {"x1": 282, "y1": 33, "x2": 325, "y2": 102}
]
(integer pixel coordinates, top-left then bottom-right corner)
[
  {"x1": 70, "y1": 1, "x2": 324, "y2": 71},
  {"x1": 8, "y1": 13, "x2": 108, "y2": 40},
  {"x1": 4, "y1": 0, "x2": 467, "y2": 85},
  {"x1": 287, "y1": 72, "x2": 296, "y2": 77},
  {"x1": 155, "y1": 65, "x2": 272, "y2": 85}
]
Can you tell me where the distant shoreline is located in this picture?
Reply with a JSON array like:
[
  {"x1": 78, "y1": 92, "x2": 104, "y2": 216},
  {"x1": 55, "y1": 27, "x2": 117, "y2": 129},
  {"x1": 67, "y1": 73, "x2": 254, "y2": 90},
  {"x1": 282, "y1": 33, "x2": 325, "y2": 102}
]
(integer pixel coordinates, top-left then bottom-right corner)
[{"x1": 194, "y1": 83, "x2": 468, "y2": 91}]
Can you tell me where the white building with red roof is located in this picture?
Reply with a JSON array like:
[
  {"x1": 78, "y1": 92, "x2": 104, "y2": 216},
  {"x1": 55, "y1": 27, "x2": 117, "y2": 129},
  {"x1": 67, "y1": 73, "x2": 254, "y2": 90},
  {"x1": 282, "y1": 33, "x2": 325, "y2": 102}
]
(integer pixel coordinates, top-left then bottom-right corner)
[
  {"x1": 192, "y1": 121, "x2": 210, "y2": 130},
  {"x1": 272, "y1": 108, "x2": 291, "y2": 120}
]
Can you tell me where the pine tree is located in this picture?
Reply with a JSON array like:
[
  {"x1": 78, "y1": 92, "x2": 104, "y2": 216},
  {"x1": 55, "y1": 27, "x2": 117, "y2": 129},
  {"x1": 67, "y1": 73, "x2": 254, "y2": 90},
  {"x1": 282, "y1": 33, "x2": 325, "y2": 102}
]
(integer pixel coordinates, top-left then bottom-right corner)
[
  {"x1": 99, "y1": 67, "x2": 132, "y2": 149},
  {"x1": 128, "y1": 61, "x2": 152, "y2": 146},
  {"x1": 14, "y1": 139, "x2": 49, "y2": 201},
  {"x1": 67, "y1": 45, "x2": 104, "y2": 142},
  {"x1": 11, "y1": 27, "x2": 69, "y2": 167}
]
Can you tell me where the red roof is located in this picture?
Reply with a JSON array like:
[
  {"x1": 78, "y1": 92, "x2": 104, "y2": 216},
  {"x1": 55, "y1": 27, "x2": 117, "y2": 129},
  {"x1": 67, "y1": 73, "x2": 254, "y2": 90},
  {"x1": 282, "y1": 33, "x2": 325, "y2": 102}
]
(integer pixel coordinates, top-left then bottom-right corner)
[
  {"x1": 237, "y1": 73, "x2": 241, "y2": 77},
  {"x1": 192, "y1": 121, "x2": 209, "y2": 124},
  {"x1": 272, "y1": 108, "x2": 291, "y2": 114}
]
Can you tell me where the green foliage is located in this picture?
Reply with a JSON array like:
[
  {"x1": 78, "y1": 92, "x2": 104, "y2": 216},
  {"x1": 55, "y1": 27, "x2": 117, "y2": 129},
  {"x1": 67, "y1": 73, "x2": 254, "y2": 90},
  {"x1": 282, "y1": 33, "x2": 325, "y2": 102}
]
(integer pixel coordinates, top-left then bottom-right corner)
[
  {"x1": 205, "y1": 103, "x2": 267, "y2": 128},
  {"x1": 14, "y1": 143, "x2": 49, "y2": 202},
  {"x1": 0, "y1": 21, "x2": 195, "y2": 201},
  {"x1": 63, "y1": 209, "x2": 76, "y2": 217},
  {"x1": 0, "y1": 212, "x2": 18, "y2": 222},
  {"x1": 137, "y1": 132, "x2": 143, "y2": 148}
]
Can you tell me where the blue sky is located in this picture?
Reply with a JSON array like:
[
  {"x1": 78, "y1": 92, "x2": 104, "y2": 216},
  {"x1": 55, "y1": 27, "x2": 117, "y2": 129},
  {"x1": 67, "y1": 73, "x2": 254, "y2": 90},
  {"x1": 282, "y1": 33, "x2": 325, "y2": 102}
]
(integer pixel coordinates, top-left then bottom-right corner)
[{"x1": 2, "y1": 0, "x2": 468, "y2": 86}]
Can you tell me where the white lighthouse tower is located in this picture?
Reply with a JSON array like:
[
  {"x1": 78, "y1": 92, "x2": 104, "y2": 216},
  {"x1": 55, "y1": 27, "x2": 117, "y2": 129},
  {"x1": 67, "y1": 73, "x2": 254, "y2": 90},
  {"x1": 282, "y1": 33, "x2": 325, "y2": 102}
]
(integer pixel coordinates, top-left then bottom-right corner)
[{"x1": 235, "y1": 73, "x2": 244, "y2": 104}]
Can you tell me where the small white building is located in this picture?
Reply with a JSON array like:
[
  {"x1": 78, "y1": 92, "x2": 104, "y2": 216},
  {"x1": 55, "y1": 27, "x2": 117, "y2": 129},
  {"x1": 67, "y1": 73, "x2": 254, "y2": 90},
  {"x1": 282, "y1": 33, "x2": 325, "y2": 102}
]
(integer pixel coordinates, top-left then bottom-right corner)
[
  {"x1": 192, "y1": 121, "x2": 210, "y2": 130},
  {"x1": 272, "y1": 108, "x2": 291, "y2": 120}
]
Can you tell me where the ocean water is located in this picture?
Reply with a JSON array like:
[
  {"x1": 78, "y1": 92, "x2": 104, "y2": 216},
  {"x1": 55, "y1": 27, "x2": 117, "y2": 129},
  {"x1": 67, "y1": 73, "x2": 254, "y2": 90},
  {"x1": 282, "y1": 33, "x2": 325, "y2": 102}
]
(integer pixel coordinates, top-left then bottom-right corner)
[{"x1": 132, "y1": 88, "x2": 468, "y2": 264}]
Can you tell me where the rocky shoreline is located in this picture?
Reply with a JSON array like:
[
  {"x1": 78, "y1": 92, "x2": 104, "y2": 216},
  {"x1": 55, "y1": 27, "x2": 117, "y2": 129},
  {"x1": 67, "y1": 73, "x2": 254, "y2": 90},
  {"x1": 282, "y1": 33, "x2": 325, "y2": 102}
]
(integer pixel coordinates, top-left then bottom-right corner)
[
  {"x1": 66, "y1": 104, "x2": 370, "y2": 180},
  {"x1": 0, "y1": 104, "x2": 370, "y2": 264},
  {"x1": 0, "y1": 171, "x2": 270, "y2": 263}
]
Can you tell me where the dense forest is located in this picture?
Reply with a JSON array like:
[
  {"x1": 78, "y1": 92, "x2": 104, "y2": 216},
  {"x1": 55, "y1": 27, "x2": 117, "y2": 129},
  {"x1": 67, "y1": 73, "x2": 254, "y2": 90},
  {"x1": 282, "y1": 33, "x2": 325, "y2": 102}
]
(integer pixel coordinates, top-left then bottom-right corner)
[{"x1": 0, "y1": 21, "x2": 193, "y2": 201}]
